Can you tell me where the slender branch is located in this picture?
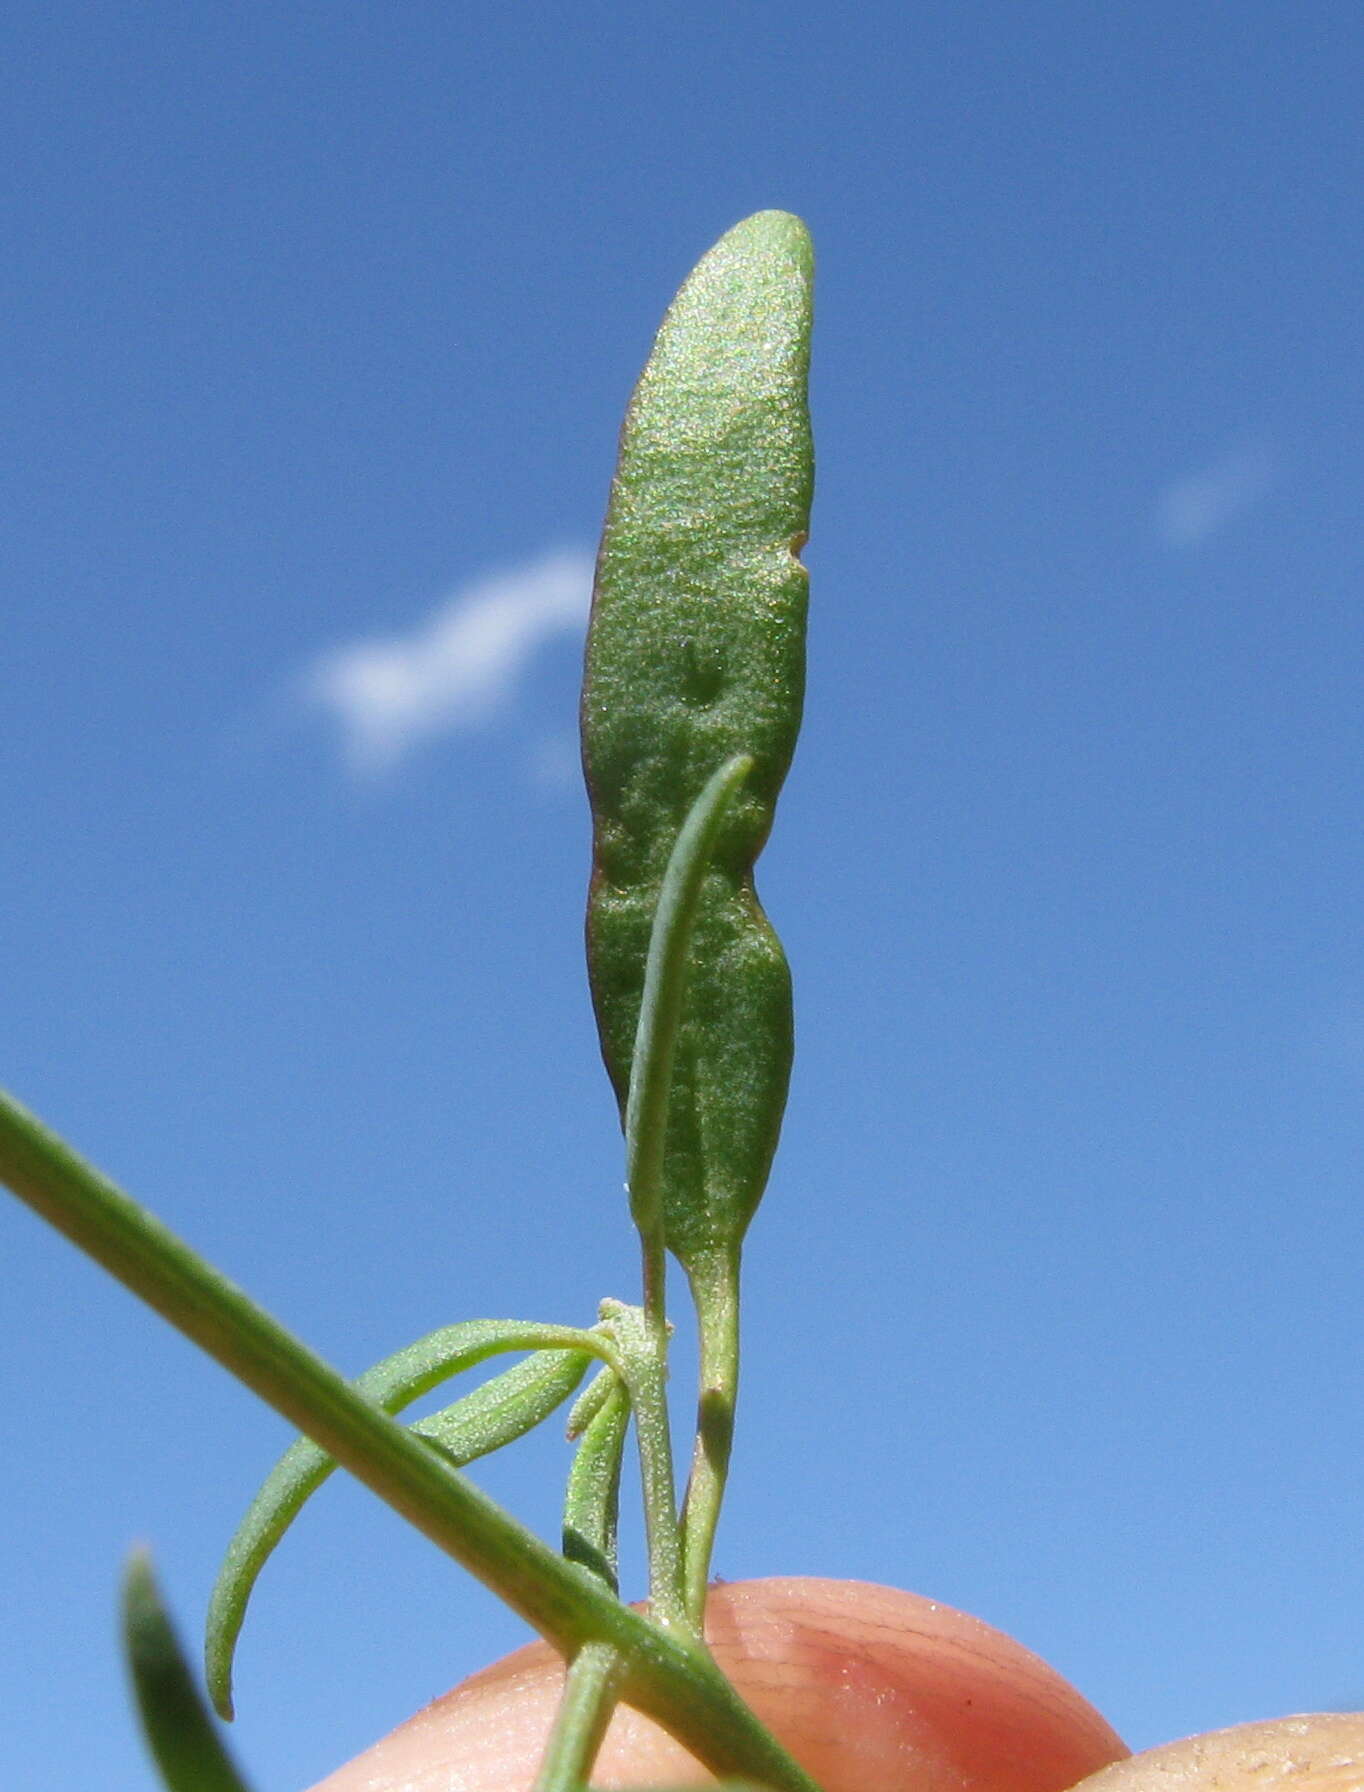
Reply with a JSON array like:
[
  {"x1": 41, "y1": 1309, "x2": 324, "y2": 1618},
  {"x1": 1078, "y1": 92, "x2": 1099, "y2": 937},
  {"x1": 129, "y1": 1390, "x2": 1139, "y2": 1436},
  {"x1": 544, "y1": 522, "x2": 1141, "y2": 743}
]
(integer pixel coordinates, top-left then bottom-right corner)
[
  {"x1": 681, "y1": 1246, "x2": 742, "y2": 1623},
  {"x1": 600, "y1": 1301, "x2": 690, "y2": 1637},
  {"x1": 539, "y1": 1369, "x2": 632, "y2": 1790},
  {"x1": 0, "y1": 1088, "x2": 824, "y2": 1792},
  {"x1": 532, "y1": 1641, "x2": 625, "y2": 1792},
  {"x1": 619, "y1": 754, "x2": 754, "y2": 1634}
]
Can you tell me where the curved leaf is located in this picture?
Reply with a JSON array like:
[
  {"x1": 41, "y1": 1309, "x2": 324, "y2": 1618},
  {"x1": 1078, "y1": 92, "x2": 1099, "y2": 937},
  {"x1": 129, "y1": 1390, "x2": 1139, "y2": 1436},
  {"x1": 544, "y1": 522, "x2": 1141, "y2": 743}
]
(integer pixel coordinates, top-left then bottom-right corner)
[
  {"x1": 624, "y1": 754, "x2": 752, "y2": 1242},
  {"x1": 414, "y1": 1346, "x2": 587, "y2": 1462},
  {"x1": 566, "y1": 1360, "x2": 617, "y2": 1439},
  {"x1": 207, "y1": 1318, "x2": 605, "y2": 1719},
  {"x1": 562, "y1": 1371, "x2": 630, "y2": 1591}
]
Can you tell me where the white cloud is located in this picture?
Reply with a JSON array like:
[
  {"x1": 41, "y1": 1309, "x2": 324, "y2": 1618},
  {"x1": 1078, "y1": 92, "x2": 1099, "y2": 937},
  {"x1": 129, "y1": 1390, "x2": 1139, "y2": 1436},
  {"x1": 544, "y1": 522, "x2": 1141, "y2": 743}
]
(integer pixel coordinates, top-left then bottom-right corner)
[
  {"x1": 1156, "y1": 444, "x2": 1275, "y2": 548},
  {"x1": 302, "y1": 547, "x2": 594, "y2": 772}
]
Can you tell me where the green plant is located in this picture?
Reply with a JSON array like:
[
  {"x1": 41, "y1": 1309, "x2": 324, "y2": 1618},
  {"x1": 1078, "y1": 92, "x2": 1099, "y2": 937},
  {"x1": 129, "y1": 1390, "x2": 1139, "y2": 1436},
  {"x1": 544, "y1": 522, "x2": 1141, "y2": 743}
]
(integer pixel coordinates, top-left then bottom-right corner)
[{"x1": 0, "y1": 211, "x2": 814, "y2": 1791}]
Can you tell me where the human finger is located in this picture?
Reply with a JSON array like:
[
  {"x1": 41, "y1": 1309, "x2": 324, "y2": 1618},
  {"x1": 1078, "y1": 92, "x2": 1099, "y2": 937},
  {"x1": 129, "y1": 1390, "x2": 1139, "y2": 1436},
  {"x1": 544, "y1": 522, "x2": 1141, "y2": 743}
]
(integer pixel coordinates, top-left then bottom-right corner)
[
  {"x1": 309, "y1": 1576, "x2": 1127, "y2": 1792},
  {"x1": 1068, "y1": 1712, "x2": 1364, "y2": 1792}
]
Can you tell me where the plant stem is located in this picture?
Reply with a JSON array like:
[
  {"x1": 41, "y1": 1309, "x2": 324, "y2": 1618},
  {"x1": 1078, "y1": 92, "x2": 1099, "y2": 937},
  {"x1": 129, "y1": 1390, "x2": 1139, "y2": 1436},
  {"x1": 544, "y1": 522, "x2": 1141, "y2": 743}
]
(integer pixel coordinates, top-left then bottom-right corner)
[
  {"x1": 527, "y1": 763, "x2": 754, "y2": 1787},
  {"x1": 601, "y1": 1299, "x2": 690, "y2": 1638},
  {"x1": 534, "y1": 1284, "x2": 687, "y2": 1788},
  {"x1": 617, "y1": 755, "x2": 756, "y2": 1638},
  {"x1": 681, "y1": 1245, "x2": 742, "y2": 1623},
  {"x1": 542, "y1": 1377, "x2": 631, "y2": 1789},
  {"x1": 531, "y1": 1641, "x2": 625, "y2": 1792},
  {"x1": 0, "y1": 1089, "x2": 824, "y2": 1792}
]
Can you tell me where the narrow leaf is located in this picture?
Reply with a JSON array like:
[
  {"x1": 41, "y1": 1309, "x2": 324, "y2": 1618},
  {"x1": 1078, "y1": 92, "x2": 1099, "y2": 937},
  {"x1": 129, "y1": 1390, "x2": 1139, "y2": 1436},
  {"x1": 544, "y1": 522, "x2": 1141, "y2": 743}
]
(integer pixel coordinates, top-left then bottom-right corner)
[
  {"x1": 624, "y1": 753, "x2": 752, "y2": 1241},
  {"x1": 566, "y1": 1361, "x2": 617, "y2": 1439},
  {"x1": 123, "y1": 1550, "x2": 256, "y2": 1792},
  {"x1": 415, "y1": 1346, "x2": 589, "y2": 1463},
  {"x1": 206, "y1": 1319, "x2": 601, "y2": 1719},
  {"x1": 562, "y1": 1372, "x2": 631, "y2": 1591}
]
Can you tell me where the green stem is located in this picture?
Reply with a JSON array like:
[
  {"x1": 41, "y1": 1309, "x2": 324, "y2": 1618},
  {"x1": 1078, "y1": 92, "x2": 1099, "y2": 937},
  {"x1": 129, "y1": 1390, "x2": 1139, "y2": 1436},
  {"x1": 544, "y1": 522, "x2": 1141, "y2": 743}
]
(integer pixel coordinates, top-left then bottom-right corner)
[
  {"x1": 542, "y1": 1372, "x2": 631, "y2": 1790},
  {"x1": 538, "y1": 1293, "x2": 689, "y2": 1787},
  {"x1": 601, "y1": 1300, "x2": 690, "y2": 1637},
  {"x1": 0, "y1": 1089, "x2": 824, "y2": 1792},
  {"x1": 620, "y1": 752, "x2": 754, "y2": 1634},
  {"x1": 528, "y1": 762, "x2": 754, "y2": 1787},
  {"x1": 531, "y1": 1641, "x2": 625, "y2": 1792},
  {"x1": 681, "y1": 1247, "x2": 742, "y2": 1623}
]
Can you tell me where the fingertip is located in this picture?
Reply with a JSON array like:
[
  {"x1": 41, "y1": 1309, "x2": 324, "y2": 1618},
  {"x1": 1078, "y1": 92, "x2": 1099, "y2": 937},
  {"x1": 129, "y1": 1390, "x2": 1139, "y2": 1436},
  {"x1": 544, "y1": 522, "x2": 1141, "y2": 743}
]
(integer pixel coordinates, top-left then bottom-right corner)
[
  {"x1": 309, "y1": 1577, "x2": 1127, "y2": 1792},
  {"x1": 694, "y1": 1579, "x2": 1126, "y2": 1792},
  {"x1": 1065, "y1": 1712, "x2": 1364, "y2": 1792}
]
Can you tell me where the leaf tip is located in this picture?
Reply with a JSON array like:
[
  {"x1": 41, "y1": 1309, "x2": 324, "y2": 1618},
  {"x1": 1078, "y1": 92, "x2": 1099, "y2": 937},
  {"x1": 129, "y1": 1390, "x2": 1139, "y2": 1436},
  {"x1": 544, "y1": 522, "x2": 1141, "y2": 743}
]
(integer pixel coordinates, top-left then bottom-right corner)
[{"x1": 204, "y1": 1608, "x2": 237, "y2": 1722}]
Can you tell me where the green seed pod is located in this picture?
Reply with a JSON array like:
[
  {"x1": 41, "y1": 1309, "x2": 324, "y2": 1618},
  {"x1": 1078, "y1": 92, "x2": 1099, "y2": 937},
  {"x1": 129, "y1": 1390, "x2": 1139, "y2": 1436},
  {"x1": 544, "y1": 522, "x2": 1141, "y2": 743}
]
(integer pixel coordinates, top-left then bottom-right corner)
[{"x1": 582, "y1": 211, "x2": 813, "y2": 1271}]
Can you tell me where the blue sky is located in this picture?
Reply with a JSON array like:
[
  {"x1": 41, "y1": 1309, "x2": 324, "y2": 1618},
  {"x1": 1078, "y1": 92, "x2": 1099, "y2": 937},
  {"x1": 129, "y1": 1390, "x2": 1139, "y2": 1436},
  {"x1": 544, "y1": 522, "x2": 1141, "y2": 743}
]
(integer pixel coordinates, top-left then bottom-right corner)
[{"x1": 4, "y1": 5, "x2": 1363, "y2": 1787}]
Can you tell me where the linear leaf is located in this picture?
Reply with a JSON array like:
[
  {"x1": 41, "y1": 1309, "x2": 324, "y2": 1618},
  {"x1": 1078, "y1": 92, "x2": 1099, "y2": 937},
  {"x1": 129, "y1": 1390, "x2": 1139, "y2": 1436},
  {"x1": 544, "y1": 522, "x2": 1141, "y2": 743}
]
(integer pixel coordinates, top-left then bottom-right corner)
[
  {"x1": 414, "y1": 1346, "x2": 588, "y2": 1462},
  {"x1": 624, "y1": 754, "x2": 752, "y2": 1242},
  {"x1": 562, "y1": 1371, "x2": 631, "y2": 1591},
  {"x1": 206, "y1": 1318, "x2": 603, "y2": 1719},
  {"x1": 123, "y1": 1550, "x2": 256, "y2": 1792},
  {"x1": 566, "y1": 1361, "x2": 617, "y2": 1439}
]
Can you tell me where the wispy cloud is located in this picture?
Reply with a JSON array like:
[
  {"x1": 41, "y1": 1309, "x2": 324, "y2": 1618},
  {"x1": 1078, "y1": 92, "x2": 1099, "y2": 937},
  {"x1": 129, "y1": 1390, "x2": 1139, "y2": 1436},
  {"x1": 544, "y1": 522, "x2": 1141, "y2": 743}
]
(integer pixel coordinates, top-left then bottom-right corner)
[
  {"x1": 301, "y1": 547, "x2": 594, "y2": 773},
  {"x1": 1155, "y1": 444, "x2": 1275, "y2": 548}
]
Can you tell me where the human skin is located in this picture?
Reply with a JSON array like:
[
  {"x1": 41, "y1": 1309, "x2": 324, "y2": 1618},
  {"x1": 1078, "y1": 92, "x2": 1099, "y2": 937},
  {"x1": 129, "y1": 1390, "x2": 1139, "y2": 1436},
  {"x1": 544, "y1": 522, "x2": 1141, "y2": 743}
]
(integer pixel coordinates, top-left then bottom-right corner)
[
  {"x1": 1068, "y1": 1713, "x2": 1364, "y2": 1792},
  {"x1": 310, "y1": 1577, "x2": 1129, "y2": 1792}
]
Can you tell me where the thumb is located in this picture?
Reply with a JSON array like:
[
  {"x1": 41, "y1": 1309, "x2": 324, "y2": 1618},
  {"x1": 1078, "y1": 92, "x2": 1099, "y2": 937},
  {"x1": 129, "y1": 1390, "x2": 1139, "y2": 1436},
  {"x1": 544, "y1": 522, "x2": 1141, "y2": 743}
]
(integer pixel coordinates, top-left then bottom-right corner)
[{"x1": 308, "y1": 1577, "x2": 1127, "y2": 1792}]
